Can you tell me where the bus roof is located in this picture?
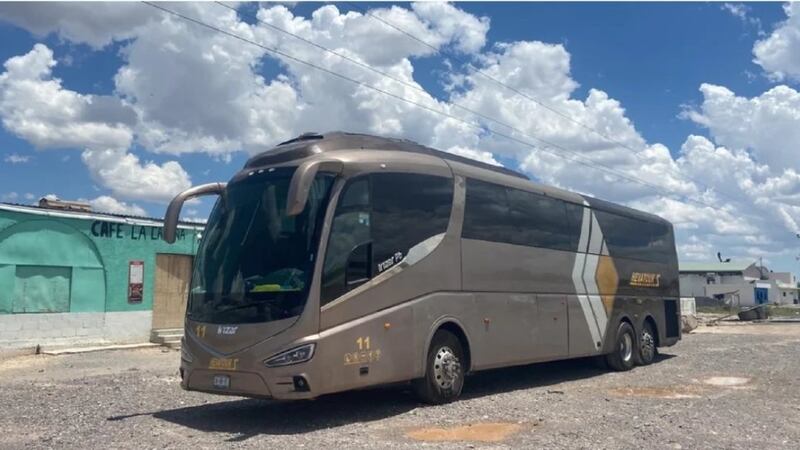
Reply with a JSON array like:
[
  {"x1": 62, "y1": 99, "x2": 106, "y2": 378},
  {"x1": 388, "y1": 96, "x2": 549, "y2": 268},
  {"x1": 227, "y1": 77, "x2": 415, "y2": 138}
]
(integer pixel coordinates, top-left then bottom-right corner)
[
  {"x1": 245, "y1": 131, "x2": 528, "y2": 180},
  {"x1": 244, "y1": 131, "x2": 670, "y2": 226}
]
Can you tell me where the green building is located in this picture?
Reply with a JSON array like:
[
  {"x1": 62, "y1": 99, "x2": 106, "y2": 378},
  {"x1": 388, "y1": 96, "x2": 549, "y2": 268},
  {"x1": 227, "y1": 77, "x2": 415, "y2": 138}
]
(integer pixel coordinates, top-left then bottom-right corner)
[{"x1": 0, "y1": 202, "x2": 203, "y2": 349}]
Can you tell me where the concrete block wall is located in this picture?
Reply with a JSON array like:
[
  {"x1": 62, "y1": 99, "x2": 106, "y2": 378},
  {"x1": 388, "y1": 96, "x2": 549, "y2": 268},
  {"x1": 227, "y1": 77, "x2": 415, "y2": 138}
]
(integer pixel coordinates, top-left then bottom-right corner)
[{"x1": 0, "y1": 311, "x2": 152, "y2": 349}]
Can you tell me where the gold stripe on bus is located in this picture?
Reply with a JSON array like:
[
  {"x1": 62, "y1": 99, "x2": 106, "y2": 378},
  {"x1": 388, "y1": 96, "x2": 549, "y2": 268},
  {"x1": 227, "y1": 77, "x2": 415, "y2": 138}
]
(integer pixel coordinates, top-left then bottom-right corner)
[{"x1": 596, "y1": 255, "x2": 618, "y2": 315}]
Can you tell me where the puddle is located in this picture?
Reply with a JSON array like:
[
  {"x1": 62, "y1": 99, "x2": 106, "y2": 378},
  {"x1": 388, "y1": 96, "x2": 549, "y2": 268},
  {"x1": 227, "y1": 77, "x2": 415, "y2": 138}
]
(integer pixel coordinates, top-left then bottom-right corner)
[
  {"x1": 703, "y1": 376, "x2": 750, "y2": 387},
  {"x1": 607, "y1": 386, "x2": 704, "y2": 399},
  {"x1": 406, "y1": 422, "x2": 524, "y2": 443}
]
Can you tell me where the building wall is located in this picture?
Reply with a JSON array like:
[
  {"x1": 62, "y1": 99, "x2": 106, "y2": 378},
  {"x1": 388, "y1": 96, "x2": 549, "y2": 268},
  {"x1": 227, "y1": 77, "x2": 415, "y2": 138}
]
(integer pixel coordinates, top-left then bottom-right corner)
[
  {"x1": 778, "y1": 288, "x2": 799, "y2": 305},
  {"x1": 679, "y1": 273, "x2": 747, "y2": 298},
  {"x1": 0, "y1": 207, "x2": 201, "y2": 348},
  {"x1": 0, "y1": 311, "x2": 153, "y2": 347},
  {"x1": 680, "y1": 264, "x2": 800, "y2": 307},
  {"x1": 679, "y1": 273, "x2": 709, "y2": 297}
]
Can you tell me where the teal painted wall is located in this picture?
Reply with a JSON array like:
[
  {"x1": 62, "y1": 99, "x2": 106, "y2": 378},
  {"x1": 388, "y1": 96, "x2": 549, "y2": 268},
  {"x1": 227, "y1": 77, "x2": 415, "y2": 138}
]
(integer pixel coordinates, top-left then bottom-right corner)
[{"x1": 0, "y1": 208, "x2": 201, "y2": 314}]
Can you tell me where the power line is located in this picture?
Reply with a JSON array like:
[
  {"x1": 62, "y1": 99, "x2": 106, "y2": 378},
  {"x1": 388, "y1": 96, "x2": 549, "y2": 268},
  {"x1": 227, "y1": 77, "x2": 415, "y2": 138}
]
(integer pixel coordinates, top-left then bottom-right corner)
[
  {"x1": 346, "y1": 1, "x2": 743, "y2": 206},
  {"x1": 211, "y1": 2, "x2": 674, "y2": 193},
  {"x1": 141, "y1": 2, "x2": 732, "y2": 214}
]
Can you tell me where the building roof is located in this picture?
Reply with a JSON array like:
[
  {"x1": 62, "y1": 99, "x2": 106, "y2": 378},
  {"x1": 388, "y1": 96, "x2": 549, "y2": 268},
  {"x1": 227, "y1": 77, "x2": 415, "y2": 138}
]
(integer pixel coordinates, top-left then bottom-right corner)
[
  {"x1": 679, "y1": 261, "x2": 755, "y2": 273},
  {"x1": 0, "y1": 202, "x2": 205, "y2": 229}
]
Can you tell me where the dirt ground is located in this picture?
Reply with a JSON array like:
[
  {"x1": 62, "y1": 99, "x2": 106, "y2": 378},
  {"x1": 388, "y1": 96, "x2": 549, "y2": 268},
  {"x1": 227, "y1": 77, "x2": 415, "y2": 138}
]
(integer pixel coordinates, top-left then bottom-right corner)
[{"x1": 1, "y1": 322, "x2": 800, "y2": 449}]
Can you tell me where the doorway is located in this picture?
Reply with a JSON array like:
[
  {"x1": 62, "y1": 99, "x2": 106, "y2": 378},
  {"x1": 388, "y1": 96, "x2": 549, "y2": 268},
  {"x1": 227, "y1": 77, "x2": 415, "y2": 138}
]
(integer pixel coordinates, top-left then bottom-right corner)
[{"x1": 152, "y1": 254, "x2": 193, "y2": 330}]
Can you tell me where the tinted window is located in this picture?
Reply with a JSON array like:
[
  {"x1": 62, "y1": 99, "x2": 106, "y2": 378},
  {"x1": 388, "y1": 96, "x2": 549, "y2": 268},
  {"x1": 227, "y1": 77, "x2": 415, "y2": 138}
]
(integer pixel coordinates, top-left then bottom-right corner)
[
  {"x1": 646, "y1": 220, "x2": 675, "y2": 264},
  {"x1": 320, "y1": 177, "x2": 371, "y2": 305},
  {"x1": 462, "y1": 179, "x2": 513, "y2": 243},
  {"x1": 594, "y1": 209, "x2": 674, "y2": 263},
  {"x1": 507, "y1": 189, "x2": 577, "y2": 251},
  {"x1": 563, "y1": 202, "x2": 585, "y2": 249},
  {"x1": 371, "y1": 173, "x2": 453, "y2": 275},
  {"x1": 463, "y1": 178, "x2": 580, "y2": 251},
  {"x1": 321, "y1": 173, "x2": 453, "y2": 305}
]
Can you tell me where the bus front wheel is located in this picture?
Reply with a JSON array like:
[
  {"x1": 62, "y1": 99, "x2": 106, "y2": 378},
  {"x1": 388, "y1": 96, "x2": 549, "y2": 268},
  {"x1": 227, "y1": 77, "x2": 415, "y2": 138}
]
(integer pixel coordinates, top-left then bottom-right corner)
[
  {"x1": 413, "y1": 330, "x2": 465, "y2": 404},
  {"x1": 605, "y1": 321, "x2": 636, "y2": 371}
]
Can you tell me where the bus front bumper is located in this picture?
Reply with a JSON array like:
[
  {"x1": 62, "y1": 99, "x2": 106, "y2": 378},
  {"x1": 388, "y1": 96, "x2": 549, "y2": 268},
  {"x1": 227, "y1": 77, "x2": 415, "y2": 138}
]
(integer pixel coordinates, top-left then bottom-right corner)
[
  {"x1": 180, "y1": 364, "x2": 320, "y2": 400},
  {"x1": 179, "y1": 343, "x2": 319, "y2": 400}
]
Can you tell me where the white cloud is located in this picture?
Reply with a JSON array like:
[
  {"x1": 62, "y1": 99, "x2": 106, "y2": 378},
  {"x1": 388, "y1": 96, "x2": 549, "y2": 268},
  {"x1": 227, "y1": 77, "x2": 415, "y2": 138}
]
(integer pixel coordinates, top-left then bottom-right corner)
[
  {"x1": 0, "y1": 43, "x2": 191, "y2": 203},
  {"x1": 1, "y1": 192, "x2": 19, "y2": 202},
  {"x1": 753, "y1": 2, "x2": 800, "y2": 81},
  {"x1": 683, "y1": 83, "x2": 800, "y2": 172},
  {"x1": 80, "y1": 148, "x2": 191, "y2": 203},
  {"x1": 4, "y1": 153, "x2": 30, "y2": 164},
  {"x1": 2, "y1": 2, "x2": 800, "y2": 270},
  {"x1": 410, "y1": 2, "x2": 490, "y2": 54},
  {"x1": 84, "y1": 195, "x2": 147, "y2": 217},
  {"x1": 444, "y1": 146, "x2": 501, "y2": 166},
  {"x1": 721, "y1": 3, "x2": 764, "y2": 35},
  {"x1": 0, "y1": 2, "x2": 155, "y2": 49},
  {"x1": 722, "y1": 3, "x2": 749, "y2": 21},
  {"x1": 0, "y1": 44, "x2": 134, "y2": 151}
]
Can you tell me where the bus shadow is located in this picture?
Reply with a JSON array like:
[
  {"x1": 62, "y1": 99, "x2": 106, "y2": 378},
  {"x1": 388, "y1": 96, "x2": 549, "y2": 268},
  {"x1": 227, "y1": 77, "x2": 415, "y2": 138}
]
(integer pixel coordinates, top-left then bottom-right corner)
[
  {"x1": 145, "y1": 353, "x2": 674, "y2": 441},
  {"x1": 462, "y1": 353, "x2": 674, "y2": 399},
  {"x1": 149, "y1": 388, "x2": 419, "y2": 441}
]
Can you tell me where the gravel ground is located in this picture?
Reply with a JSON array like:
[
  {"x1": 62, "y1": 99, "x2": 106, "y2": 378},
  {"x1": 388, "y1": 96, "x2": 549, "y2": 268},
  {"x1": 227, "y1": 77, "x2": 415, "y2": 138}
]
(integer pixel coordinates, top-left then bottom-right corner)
[{"x1": 2, "y1": 324, "x2": 800, "y2": 449}]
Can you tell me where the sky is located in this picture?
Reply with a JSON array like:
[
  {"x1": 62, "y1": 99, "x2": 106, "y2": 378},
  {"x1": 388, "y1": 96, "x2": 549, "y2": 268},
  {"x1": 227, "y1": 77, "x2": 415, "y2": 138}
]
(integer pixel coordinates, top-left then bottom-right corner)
[{"x1": 0, "y1": 1, "x2": 799, "y2": 273}]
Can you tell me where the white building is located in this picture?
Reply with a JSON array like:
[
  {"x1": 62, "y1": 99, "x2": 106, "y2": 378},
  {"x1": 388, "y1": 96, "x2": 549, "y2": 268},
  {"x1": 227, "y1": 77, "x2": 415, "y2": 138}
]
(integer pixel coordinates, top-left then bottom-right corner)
[{"x1": 679, "y1": 261, "x2": 799, "y2": 306}]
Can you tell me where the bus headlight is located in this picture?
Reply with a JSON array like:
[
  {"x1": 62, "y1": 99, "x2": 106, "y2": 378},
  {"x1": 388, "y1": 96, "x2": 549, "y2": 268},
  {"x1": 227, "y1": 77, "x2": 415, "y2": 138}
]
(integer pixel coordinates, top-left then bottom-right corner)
[{"x1": 264, "y1": 343, "x2": 316, "y2": 367}]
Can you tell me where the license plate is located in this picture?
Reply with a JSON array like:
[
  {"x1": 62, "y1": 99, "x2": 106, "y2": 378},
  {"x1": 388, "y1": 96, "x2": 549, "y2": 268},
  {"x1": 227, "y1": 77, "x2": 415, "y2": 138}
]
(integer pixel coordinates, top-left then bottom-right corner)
[{"x1": 213, "y1": 374, "x2": 230, "y2": 389}]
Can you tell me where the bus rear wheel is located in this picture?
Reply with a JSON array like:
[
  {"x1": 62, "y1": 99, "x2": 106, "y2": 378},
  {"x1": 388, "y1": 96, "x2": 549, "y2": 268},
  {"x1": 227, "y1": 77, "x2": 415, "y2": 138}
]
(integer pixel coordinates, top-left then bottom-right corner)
[
  {"x1": 635, "y1": 321, "x2": 657, "y2": 366},
  {"x1": 605, "y1": 321, "x2": 636, "y2": 371},
  {"x1": 413, "y1": 330, "x2": 465, "y2": 404}
]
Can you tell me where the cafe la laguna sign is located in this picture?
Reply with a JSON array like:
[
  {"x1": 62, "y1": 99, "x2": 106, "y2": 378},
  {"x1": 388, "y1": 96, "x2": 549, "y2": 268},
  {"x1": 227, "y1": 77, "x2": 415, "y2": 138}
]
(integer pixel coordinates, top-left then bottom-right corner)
[{"x1": 90, "y1": 220, "x2": 188, "y2": 242}]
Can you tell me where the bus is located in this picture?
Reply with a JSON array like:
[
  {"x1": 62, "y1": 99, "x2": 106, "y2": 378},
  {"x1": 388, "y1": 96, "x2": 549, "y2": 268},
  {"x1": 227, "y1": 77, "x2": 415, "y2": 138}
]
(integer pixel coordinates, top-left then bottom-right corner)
[{"x1": 162, "y1": 131, "x2": 681, "y2": 404}]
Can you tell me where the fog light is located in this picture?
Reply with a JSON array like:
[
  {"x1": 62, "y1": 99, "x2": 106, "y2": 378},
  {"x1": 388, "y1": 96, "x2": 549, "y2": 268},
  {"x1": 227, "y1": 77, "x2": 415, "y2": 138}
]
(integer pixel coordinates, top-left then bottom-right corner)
[
  {"x1": 264, "y1": 343, "x2": 315, "y2": 367},
  {"x1": 293, "y1": 375, "x2": 310, "y2": 392}
]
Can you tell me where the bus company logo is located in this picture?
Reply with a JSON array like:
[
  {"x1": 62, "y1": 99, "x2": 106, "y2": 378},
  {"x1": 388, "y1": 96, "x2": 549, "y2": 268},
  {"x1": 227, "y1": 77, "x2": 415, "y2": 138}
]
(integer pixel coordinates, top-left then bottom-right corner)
[
  {"x1": 195, "y1": 325, "x2": 207, "y2": 338},
  {"x1": 629, "y1": 272, "x2": 661, "y2": 287},
  {"x1": 217, "y1": 326, "x2": 238, "y2": 335},
  {"x1": 377, "y1": 251, "x2": 404, "y2": 273}
]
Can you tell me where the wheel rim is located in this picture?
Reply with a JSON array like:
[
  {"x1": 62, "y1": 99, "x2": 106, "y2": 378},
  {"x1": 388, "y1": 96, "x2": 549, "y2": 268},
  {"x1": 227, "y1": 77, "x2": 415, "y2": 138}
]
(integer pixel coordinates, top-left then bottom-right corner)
[
  {"x1": 433, "y1": 346, "x2": 461, "y2": 389},
  {"x1": 620, "y1": 332, "x2": 633, "y2": 362},
  {"x1": 641, "y1": 329, "x2": 655, "y2": 362}
]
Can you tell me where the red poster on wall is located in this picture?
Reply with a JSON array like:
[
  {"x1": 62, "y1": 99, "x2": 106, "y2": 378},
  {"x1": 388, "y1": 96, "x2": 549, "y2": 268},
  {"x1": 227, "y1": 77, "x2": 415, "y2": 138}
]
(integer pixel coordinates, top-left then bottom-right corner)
[{"x1": 128, "y1": 260, "x2": 144, "y2": 304}]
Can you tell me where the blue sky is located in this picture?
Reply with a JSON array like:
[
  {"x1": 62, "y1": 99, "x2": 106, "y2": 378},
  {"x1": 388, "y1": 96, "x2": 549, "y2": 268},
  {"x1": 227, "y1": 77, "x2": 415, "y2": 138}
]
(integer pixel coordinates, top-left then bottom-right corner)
[{"x1": 0, "y1": 2, "x2": 799, "y2": 272}]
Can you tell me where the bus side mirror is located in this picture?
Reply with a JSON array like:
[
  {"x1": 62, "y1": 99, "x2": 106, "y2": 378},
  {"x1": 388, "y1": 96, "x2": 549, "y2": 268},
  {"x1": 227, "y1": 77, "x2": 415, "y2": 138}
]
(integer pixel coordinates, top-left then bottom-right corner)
[
  {"x1": 346, "y1": 241, "x2": 372, "y2": 289},
  {"x1": 162, "y1": 182, "x2": 226, "y2": 244},
  {"x1": 286, "y1": 159, "x2": 343, "y2": 216}
]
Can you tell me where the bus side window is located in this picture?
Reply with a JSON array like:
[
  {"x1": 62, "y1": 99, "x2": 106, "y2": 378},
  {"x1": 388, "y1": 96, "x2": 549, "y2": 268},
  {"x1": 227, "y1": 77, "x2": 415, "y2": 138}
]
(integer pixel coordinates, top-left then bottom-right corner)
[
  {"x1": 320, "y1": 177, "x2": 371, "y2": 306},
  {"x1": 506, "y1": 189, "x2": 575, "y2": 251},
  {"x1": 320, "y1": 173, "x2": 454, "y2": 307},
  {"x1": 462, "y1": 178, "x2": 512, "y2": 243},
  {"x1": 371, "y1": 173, "x2": 453, "y2": 275},
  {"x1": 563, "y1": 202, "x2": 584, "y2": 251}
]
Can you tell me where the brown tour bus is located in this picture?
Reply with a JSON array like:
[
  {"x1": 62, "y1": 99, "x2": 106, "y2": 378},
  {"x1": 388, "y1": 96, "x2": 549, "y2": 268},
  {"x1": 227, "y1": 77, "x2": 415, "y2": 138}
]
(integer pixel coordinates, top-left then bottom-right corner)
[{"x1": 162, "y1": 131, "x2": 681, "y2": 404}]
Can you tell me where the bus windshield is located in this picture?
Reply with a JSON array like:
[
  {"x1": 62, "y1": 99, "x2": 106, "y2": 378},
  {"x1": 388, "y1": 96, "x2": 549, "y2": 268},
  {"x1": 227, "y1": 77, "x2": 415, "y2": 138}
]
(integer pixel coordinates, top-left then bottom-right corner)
[{"x1": 188, "y1": 167, "x2": 334, "y2": 324}]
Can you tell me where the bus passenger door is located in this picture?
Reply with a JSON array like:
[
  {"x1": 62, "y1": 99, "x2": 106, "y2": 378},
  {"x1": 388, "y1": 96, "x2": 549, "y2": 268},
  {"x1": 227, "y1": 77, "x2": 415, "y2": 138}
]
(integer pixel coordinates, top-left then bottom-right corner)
[{"x1": 534, "y1": 294, "x2": 569, "y2": 359}]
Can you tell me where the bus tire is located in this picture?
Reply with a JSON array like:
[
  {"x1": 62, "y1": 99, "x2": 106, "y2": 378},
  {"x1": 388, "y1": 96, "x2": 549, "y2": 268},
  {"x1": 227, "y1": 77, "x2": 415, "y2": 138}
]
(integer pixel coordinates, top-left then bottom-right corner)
[
  {"x1": 635, "y1": 320, "x2": 657, "y2": 366},
  {"x1": 605, "y1": 321, "x2": 636, "y2": 371},
  {"x1": 413, "y1": 330, "x2": 465, "y2": 404}
]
